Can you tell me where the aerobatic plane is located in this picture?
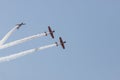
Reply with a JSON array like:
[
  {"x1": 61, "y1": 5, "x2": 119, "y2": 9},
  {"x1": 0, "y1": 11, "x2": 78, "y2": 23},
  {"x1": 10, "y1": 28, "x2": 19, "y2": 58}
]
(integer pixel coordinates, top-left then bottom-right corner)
[
  {"x1": 48, "y1": 26, "x2": 55, "y2": 38},
  {"x1": 0, "y1": 22, "x2": 67, "y2": 62},
  {"x1": 16, "y1": 22, "x2": 26, "y2": 29},
  {"x1": 55, "y1": 37, "x2": 66, "y2": 49},
  {"x1": 44, "y1": 26, "x2": 55, "y2": 38}
]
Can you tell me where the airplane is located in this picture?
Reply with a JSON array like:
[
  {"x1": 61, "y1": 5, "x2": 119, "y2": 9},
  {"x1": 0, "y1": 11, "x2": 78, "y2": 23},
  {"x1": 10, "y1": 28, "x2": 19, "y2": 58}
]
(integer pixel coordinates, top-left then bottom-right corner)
[
  {"x1": 16, "y1": 22, "x2": 26, "y2": 29},
  {"x1": 45, "y1": 26, "x2": 55, "y2": 38},
  {"x1": 55, "y1": 37, "x2": 66, "y2": 49}
]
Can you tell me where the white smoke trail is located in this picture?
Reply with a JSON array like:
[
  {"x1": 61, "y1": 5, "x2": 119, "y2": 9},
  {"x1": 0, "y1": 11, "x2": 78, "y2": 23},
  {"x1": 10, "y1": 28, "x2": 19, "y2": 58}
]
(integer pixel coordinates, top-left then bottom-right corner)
[
  {"x1": 0, "y1": 43, "x2": 56, "y2": 63},
  {"x1": 0, "y1": 25, "x2": 18, "y2": 46},
  {"x1": 0, "y1": 32, "x2": 49, "y2": 49}
]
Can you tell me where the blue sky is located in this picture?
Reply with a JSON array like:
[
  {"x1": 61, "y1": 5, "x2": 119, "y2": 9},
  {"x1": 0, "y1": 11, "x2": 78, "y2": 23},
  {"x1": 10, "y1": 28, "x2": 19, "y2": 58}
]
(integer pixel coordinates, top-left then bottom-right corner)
[{"x1": 0, "y1": 0, "x2": 120, "y2": 80}]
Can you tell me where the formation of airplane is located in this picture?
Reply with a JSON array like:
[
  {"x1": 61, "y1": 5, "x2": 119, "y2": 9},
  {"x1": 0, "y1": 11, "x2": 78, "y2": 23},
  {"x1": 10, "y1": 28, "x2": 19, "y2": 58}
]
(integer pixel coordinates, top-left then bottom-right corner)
[
  {"x1": 47, "y1": 26, "x2": 66, "y2": 49},
  {"x1": 0, "y1": 23, "x2": 66, "y2": 62},
  {"x1": 42, "y1": 25, "x2": 66, "y2": 49},
  {"x1": 43, "y1": 24, "x2": 66, "y2": 49},
  {"x1": 0, "y1": 22, "x2": 66, "y2": 50}
]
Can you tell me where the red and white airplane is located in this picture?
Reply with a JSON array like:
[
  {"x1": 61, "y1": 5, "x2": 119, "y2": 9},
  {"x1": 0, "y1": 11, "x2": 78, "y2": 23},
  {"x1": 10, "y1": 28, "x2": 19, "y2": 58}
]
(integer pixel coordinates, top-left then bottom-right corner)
[
  {"x1": 44, "y1": 26, "x2": 55, "y2": 38},
  {"x1": 55, "y1": 37, "x2": 66, "y2": 49}
]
